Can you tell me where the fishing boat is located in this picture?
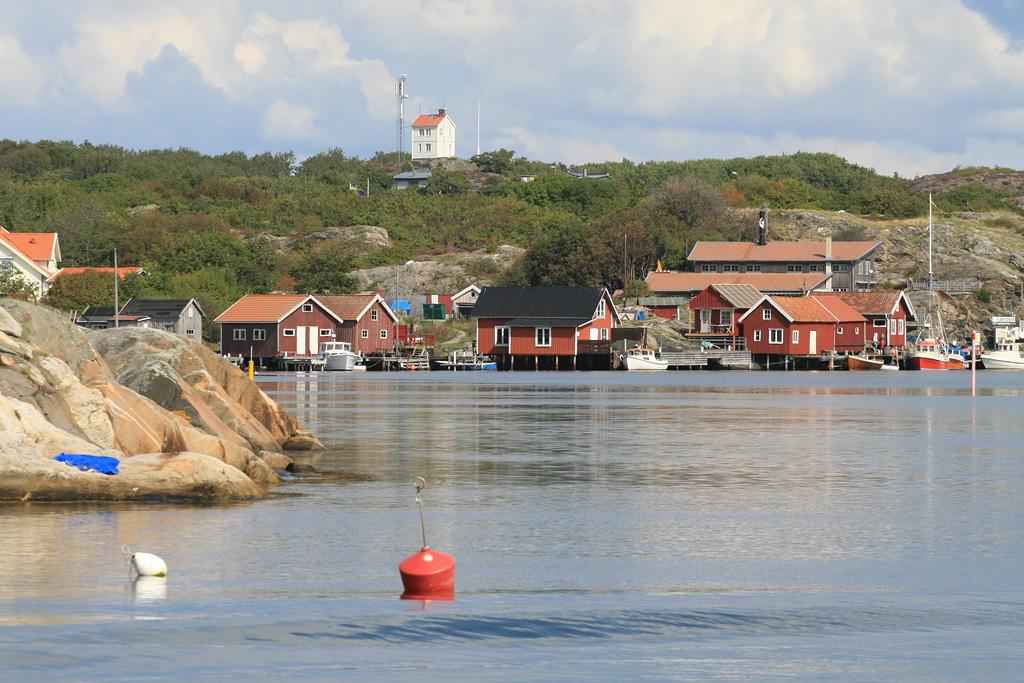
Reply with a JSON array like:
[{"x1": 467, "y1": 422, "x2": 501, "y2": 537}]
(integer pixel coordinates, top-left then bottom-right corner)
[
  {"x1": 317, "y1": 341, "x2": 360, "y2": 371},
  {"x1": 432, "y1": 350, "x2": 497, "y2": 371},
  {"x1": 980, "y1": 340, "x2": 1024, "y2": 370},
  {"x1": 847, "y1": 355, "x2": 884, "y2": 371},
  {"x1": 908, "y1": 194, "x2": 956, "y2": 371},
  {"x1": 622, "y1": 347, "x2": 669, "y2": 371}
]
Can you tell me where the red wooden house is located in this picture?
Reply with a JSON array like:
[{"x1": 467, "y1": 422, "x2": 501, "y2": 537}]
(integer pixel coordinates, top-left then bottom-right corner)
[
  {"x1": 215, "y1": 294, "x2": 344, "y2": 366},
  {"x1": 737, "y1": 294, "x2": 867, "y2": 366},
  {"x1": 475, "y1": 286, "x2": 619, "y2": 370},
  {"x1": 687, "y1": 284, "x2": 763, "y2": 349},
  {"x1": 834, "y1": 291, "x2": 916, "y2": 351},
  {"x1": 319, "y1": 293, "x2": 399, "y2": 354}
]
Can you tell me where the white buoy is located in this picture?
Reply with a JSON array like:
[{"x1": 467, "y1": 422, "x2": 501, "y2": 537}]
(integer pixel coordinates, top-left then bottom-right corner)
[{"x1": 122, "y1": 545, "x2": 168, "y2": 577}]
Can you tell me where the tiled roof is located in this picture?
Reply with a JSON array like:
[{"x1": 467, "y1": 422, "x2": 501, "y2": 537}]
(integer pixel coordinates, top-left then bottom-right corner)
[
  {"x1": 773, "y1": 295, "x2": 866, "y2": 323},
  {"x1": 319, "y1": 294, "x2": 385, "y2": 321},
  {"x1": 412, "y1": 113, "x2": 446, "y2": 127},
  {"x1": 214, "y1": 294, "x2": 309, "y2": 323},
  {"x1": 710, "y1": 284, "x2": 764, "y2": 309},
  {"x1": 47, "y1": 267, "x2": 143, "y2": 283},
  {"x1": 647, "y1": 271, "x2": 829, "y2": 294},
  {"x1": 0, "y1": 228, "x2": 58, "y2": 262},
  {"x1": 688, "y1": 240, "x2": 880, "y2": 262},
  {"x1": 833, "y1": 291, "x2": 903, "y2": 316}
]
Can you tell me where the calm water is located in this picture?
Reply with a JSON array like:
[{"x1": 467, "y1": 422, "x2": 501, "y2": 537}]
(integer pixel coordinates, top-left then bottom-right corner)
[{"x1": 2, "y1": 371, "x2": 1023, "y2": 681}]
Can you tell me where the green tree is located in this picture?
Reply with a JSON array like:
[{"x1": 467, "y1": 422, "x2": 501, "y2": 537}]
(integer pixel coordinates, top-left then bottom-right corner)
[
  {"x1": 0, "y1": 269, "x2": 40, "y2": 301},
  {"x1": 422, "y1": 168, "x2": 470, "y2": 196},
  {"x1": 471, "y1": 149, "x2": 515, "y2": 175},
  {"x1": 288, "y1": 242, "x2": 359, "y2": 294}
]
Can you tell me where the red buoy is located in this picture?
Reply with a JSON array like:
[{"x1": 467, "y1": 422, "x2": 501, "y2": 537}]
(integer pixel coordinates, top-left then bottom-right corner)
[{"x1": 399, "y1": 477, "x2": 455, "y2": 601}]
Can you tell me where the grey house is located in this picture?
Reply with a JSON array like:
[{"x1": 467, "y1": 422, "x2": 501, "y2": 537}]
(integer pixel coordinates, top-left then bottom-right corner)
[
  {"x1": 119, "y1": 298, "x2": 206, "y2": 339},
  {"x1": 393, "y1": 170, "x2": 433, "y2": 190}
]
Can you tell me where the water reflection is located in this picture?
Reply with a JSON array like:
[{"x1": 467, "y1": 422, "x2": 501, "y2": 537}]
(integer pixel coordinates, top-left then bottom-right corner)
[{"x1": 130, "y1": 576, "x2": 167, "y2": 604}]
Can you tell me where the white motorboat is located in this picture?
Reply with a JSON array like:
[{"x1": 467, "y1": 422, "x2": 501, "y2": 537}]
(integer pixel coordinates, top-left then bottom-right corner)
[
  {"x1": 318, "y1": 341, "x2": 360, "y2": 371},
  {"x1": 980, "y1": 340, "x2": 1024, "y2": 370},
  {"x1": 622, "y1": 347, "x2": 668, "y2": 371}
]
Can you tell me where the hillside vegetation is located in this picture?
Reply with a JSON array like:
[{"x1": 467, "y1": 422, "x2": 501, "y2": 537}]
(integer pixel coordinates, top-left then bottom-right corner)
[{"x1": 2, "y1": 139, "x2": 1022, "y2": 337}]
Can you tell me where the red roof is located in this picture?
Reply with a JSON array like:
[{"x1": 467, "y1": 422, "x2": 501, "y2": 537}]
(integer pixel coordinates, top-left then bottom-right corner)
[
  {"x1": 773, "y1": 295, "x2": 866, "y2": 323},
  {"x1": 646, "y1": 271, "x2": 829, "y2": 295},
  {"x1": 319, "y1": 294, "x2": 397, "y2": 323},
  {"x1": 412, "y1": 113, "x2": 446, "y2": 128},
  {"x1": 215, "y1": 294, "x2": 310, "y2": 323},
  {"x1": 834, "y1": 291, "x2": 911, "y2": 318},
  {"x1": 0, "y1": 228, "x2": 58, "y2": 262},
  {"x1": 688, "y1": 240, "x2": 879, "y2": 262},
  {"x1": 47, "y1": 267, "x2": 143, "y2": 283}
]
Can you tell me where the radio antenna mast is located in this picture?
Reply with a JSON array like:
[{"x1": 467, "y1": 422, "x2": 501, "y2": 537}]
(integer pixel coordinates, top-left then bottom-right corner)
[{"x1": 396, "y1": 74, "x2": 408, "y2": 165}]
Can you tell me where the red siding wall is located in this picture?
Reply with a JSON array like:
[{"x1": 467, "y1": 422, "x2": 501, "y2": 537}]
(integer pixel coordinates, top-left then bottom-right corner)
[
  {"x1": 220, "y1": 323, "x2": 279, "y2": 357},
  {"x1": 742, "y1": 301, "x2": 866, "y2": 355},
  {"x1": 476, "y1": 291, "x2": 616, "y2": 357},
  {"x1": 338, "y1": 300, "x2": 398, "y2": 354},
  {"x1": 277, "y1": 303, "x2": 338, "y2": 357}
]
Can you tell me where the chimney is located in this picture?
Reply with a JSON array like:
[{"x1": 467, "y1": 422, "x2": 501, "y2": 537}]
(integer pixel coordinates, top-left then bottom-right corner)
[
  {"x1": 757, "y1": 209, "x2": 767, "y2": 245},
  {"x1": 824, "y1": 237, "x2": 833, "y2": 292},
  {"x1": 438, "y1": 107, "x2": 446, "y2": 116}
]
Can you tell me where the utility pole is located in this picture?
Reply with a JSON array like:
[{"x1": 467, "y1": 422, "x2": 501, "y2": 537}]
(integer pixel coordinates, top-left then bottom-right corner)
[
  {"x1": 396, "y1": 74, "x2": 408, "y2": 166},
  {"x1": 113, "y1": 248, "x2": 119, "y2": 329}
]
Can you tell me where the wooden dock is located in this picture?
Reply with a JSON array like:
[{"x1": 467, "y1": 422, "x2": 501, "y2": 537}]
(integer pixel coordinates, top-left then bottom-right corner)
[{"x1": 660, "y1": 350, "x2": 753, "y2": 369}]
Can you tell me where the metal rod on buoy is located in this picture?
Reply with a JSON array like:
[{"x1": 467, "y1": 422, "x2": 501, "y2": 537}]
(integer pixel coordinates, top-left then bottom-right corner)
[
  {"x1": 399, "y1": 477, "x2": 456, "y2": 600},
  {"x1": 414, "y1": 476, "x2": 428, "y2": 549},
  {"x1": 971, "y1": 330, "x2": 977, "y2": 397}
]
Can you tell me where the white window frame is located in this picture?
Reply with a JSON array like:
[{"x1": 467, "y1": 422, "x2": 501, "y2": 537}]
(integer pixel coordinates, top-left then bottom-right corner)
[
  {"x1": 762, "y1": 308, "x2": 772, "y2": 320},
  {"x1": 535, "y1": 327, "x2": 552, "y2": 348},
  {"x1": 283, "y1": 328, "x2": 295, "y2": 337},
  {"x1": 700, "y1": 264, "x2": 717, "y2": 273},
  {"x1": 320, "y1": 329, "x2": 332, "y2": 336},
  {"x1": 371, "y1": 309, "x2": 378, "y2": 321},
  {"x1": 898, "y1": 319, "x2": 905, "y2": 335},
  {"x1": 232, "y1": 329, "x2": 246, "y2": 341},
  {"x1": 837, "y1": 326, "x2": 844, "y2": 335},
  {"x1": 494, "y1": 326, "x2": 510, "y2": 346},
  {"x1": 753, "y1": 330, "x2": 762, "y2": 343},
  {"x1": 361, "y1": 329, "x2": 369, "y2": 339},
  {"x1": 596, "y1": 299, "x2": 606, "y2": 319},
  {"x1": 600, "y1": 328, "x2": 609, "y2": 340},
  {"x1": 873, "y1": 319, "x2": 887, "y2": 328},
  {"x1": 380, "y1": 329, "x2": 388, "y2": 339},
  {"x1": 833, "y1": 264, "x2": 850, "y2": 272},
  {"x1": 808, "y1": 264, "x2": 825, "y2": 272},
  {"x1": 769, "y1": 328, "x2": 783, "y2": 345},
  {"x1": 792, "y1": 329, "x2": 799, "y2": 344},
  {"x1": 722, "y1": 264, "x2": 740, "y2": 272},
  {"x1": 889, "y1": 319, "x2": 897, "y2": 336},
  {"x1": 745, "y1": 264, "x2": 761, "y2": 272},
  {"x1": 302, "y1": 303, "x2": 313, "y2": 313},
  {"x1": 786, "y1": 264, "x2": 803, "y2": 273},
  {"x1": 252, "y1": 329, "x2": 267, "y2": 341}
]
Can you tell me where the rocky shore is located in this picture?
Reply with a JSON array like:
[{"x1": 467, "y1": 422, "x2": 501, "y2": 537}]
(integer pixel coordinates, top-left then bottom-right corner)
[{"x1": 0, "y1": 299, "x2": 323, "y2": 502}]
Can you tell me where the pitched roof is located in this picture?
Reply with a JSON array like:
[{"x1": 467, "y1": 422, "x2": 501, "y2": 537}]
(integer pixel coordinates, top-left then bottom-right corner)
[
  {"x1": 834, "y1": 291, "x2": 914, "y2": 319},
  {"x1": 47, "y1": 266, "x2": 143, "y2": 283},
  {"x1": 0, "y1": 227, "x2": 59, "y2": 263},
  {"x1": 474, "y1": 286, "x2": 613, "y2": 323},
  {"x1": 646, "y1": 271, "x2": 829, "y2": 294},
  {"x1": 773, "y1": 295, "x2": 866, "y2": 323},
  {"x1": 319, "y1": 294, "x2": 398, "y2": 323},
  {"x1": 412, "y1": 113, "x2": 447, "y2": 128},
  {"x1": 121, "y1": 298, "x2": 204, "y2": 320},
  {"x1": 215, "y1": 294, "x2": 324, "y2": 323},
  {"x1": 709, "y1": 284, "x2": 763, "y2": 309},
  {"x1": 688, "y1": 240, "x2": 880, "y2": 262}
]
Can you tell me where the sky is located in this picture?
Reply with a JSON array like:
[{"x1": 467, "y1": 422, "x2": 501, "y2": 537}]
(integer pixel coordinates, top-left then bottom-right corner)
[{"x1": 1, "y1": 0, "x2": 1023, "y2": 177}]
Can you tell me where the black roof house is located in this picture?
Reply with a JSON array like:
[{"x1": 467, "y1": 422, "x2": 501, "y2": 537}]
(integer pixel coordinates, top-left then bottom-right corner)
[
  {"x1": 120, "y1": 298, "x2": 204, "y2": 322},
  {"x1": 473, "y1": 286, "x2": 618, "y2": 326}
]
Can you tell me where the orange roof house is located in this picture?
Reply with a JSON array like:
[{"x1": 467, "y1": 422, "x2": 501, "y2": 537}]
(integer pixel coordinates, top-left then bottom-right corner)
[
  {"x1": 411, "y1": 108, "x2": 456, "y2": 160},
  {"x1": 319, "y1": 293, "x2": 400, "y2": 354},
  {"x1": 646, "y1": 271, "x2": 830, "y2": 297},
  {"x1": 215, "y1": 294, "x2": 346, "y2": 363},
  {"x1": 47, "y1": 267, "x2": 144, "y2": 283},
  {"x1": 0, "y1": 226, "x2": 61, "y2": 294}
]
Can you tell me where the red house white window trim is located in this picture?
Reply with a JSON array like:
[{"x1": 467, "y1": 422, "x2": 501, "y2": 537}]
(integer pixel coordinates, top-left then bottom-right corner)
[
  {"x1": 495, "y1": 326, "x2": 510, "y2": 346},
  {"x1": 762, "y1": 309, "x2": 772, "y2": 320},
  {"x1": 769, "y1": 328, "x2": 783, "y2": 344},
  {"x1": 535, "y1": 327, "x2": 551, "y2": 347}
]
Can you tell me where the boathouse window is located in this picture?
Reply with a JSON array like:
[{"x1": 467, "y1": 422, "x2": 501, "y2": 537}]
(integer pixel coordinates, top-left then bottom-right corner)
[
  {"x1": 722, "y1": 264, "x2": 740, "y2": 272},
  {"x1": 792, "y1": 330, "x2": 799, "y2": 344},
  {"x1": 495, "y1": 326, "x2": 510, "y2": 346},
  {"x1": 874, "y1": 319, "x2": 886, "y2": 327},
  {"x1": 786, "y1": 264, "x2": 803, "y2": 272},
  {"x1": 535, "y1": 327, "x2": 551, "y2": 347},
  {"x1": 232, "y1": 329, "x2": 246, "y2": 341},
  {"x1": 833, "y1": 264, "x2": 849, "y2": 272},
  {"x1": 890, "y1": 319, "x2": 898, "y2": 336},
  {"x1": 745, "y1": 264, "x2": 761, "y2": 272},
  {"x1": 753, "y1": 330, "x2": 762, "y2": 342},
  {"x1": 380, "y1": 330, "x2": 388, "y2": 339},
  {"x1": 320, "y1": 329, "x2": 332, "y2": 336},
  {"x1": 361, "y1": 329, "x2": 369, "y2": 339},
  {"x1": 283, "y1": 329, "x2": 295, "y2": 336},
  {"x1": 596, "y1": 299, "x2": 606, "y2": 319},
  {"x1": 808, "y1": 264, "x2": 825, "y2": 272},
  {"x1": 600, "y1": 328, "x2": 609, "y2": 340},
  {"x1": 769, "y1": 328, "x2": 783, "y2": 344},
  {"x1": 700, "y1": 264, "x2": 717, "y2": 272},
  {"x1": 252, "y1": 329, "x2": 266, "y2": 341},
  {"x1": 371, "y1": 309, "x2": 378, "y2": 321},
  {"x1": 302, "y1": 304, "x2": 313, "y2": 312},
  {"x1": 762, "y1": 309, "x2": 772, "y2": 320},
  {"x1": 837, "y1": 327, "x2": 844, "y2": 335},
  {"x1": 898, "y1": 319, "x2": 905, "y2": 335}
]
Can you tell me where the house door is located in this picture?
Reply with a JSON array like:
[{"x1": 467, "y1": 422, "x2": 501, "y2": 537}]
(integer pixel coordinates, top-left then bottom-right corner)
[
  {"x1": 808, "y1": 330, "x2": 817, "y2": 355},
  {"x1": 308, "y1": 327, "x2": 319, "y2": 356},
  {"x1": 700, "y1": 309, "x2": 711, "y2": 333},
  {"x1": 296, "y1": 327, "x2": 307, "y2": 355}
]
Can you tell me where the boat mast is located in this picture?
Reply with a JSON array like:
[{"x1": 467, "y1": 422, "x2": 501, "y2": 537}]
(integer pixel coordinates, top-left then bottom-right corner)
[{"x1": 928, "y1": 193, "x2": 933, "y2": 292}]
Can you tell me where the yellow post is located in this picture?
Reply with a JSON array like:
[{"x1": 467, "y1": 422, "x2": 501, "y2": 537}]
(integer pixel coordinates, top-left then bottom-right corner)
[{"x1": 248, "y1": 359, "x2": 255, "y2": 380}]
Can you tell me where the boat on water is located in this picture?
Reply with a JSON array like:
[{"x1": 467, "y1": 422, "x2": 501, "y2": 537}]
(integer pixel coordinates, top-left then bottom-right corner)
[
  {"x1": 317, "y1": 341, "x2": 361, "y2": 371},
  {"x1": 432, "y1": 353, "x2": 497, "y2": 371},
  {"x1": 847, "y1": 355, "x2": 884, "y2": 371},
  {"x1": 981, "y1": 340, "x2": 1024, "y2": 370},
  {"x1": 907, "y1": 338, "x2": 953, "y2": 370},
  {"x1": 622, "y1": 347, "x2": 669, "y2": 371}
]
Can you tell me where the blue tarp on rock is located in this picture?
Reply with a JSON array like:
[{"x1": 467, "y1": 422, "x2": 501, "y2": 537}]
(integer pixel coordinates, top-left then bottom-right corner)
[{"x1": 54, "y1": 453, "x2": 121, "y2": 475}]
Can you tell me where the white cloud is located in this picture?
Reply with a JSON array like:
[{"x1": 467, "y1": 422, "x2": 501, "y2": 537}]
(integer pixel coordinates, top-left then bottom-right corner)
[
  {"x1": 261, "y1": 99, "x2": 322, "y2": 143},
  {"x1": 494, "y1": 126, "x2": 628, "y2": 165},
  {"x1": 0, "y1": 33, "x2": 44, "y2": 106}
]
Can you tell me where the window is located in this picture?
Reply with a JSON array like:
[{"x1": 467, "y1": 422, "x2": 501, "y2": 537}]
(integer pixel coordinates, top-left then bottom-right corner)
[
  {"x1": 188, "y1": 308, "x2": 194, "y2": 318},
  {"x1": 495, "y1": 326, "x2": 510, "y2": 346},
  {"x1": 253, "y1": 329, "x2": 266, "y2": 341},
  {"x1": 873, "y1": 319, "x2": 887, "y2": 328},
  {"x1": 833, "y1": 264, "x2": 849, "y2": 272},
  {"x1": 808, "y1": 264, "x2": 825, "y2": 272},
  {"x1": 320, "y1": 329, "x2": 332, "y2": 336},
  {"x1": 596, "y1": 299, "x2": 606, "y2": 319},
  {"x1": 283, "y1": 329, "x2": 295, "y2": 337},
  {"x1": 700, "y1": 264, "x2": 717, "y2": 273},
  {"x1": 792, "y1": 330, "x2": 799, "y2": 344},
  {"x1": 718, "y1": 309, "x2": 732, "y2": 325},
  {"x1": 837, "y1": 326, "x2": 844, "y2": 335},
  {"x1": 371, "y1": 309, "x2": 378, "y2": 321},
  {"x1": 0, "y1": 258, "x2": 14, "y2": 273},
  {"x1": 745, "y1": 264, "x2": 761, "y2": 272},
  {"x1": 898, "y1": 319, "x2": 905, "y2": 335},
  {"x1": 425, "y1": 143, "x2": 431, "y2": 152},
  {"x1": 889, "y1": 319, "x2": 897, "y2": 336},
  {"x1": 232, "y1": 329, "x2": 246, "y2": 341},
  {"x1": 722, "y1": 264, "x2": 740, "y2": 272},
  {"x1": 361, "y1": 329, "x2": 369, "y2": 339},
  {"x1": 787, "y1": 264, "x2": 803, "y2": 272},
  {"x1": 380, "y1": 329, "x2": 389, "y2": 339},
  {"x1": 302, "y1": 304, "x2": 313, "y2": 312},
  {"x1": 417, "y1": 143, "x2": 422, "y2": 152},
  {"x1": 753, "y1": 330, "x2": 762, "y2": 342},
  {"x1": 855, "y1": 326, "x2": 860, "y2": 334},
  {"x1": 769, "y1": 328, "x2": 783, "y2": 344},
  {"x1": 762, "y1": 308, "x2": 772, "y2": 320},
  {"x1": 535, "y1": 327, "x2": 551, "y2": 347},
  {"x1": 600, "y1": 328, "x2": 609, "y2": 340},
  {"x1": 186, "y1": 329, "x2": 195, "y2": 337}
]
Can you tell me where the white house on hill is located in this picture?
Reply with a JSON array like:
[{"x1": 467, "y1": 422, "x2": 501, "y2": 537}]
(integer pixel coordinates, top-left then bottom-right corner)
[
  {"x1": 0, "y1": 226, "x2": 61, "y2": 295},
  {"x1": 411, "y1": 109, "x2": 456, "y2": 160}
]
